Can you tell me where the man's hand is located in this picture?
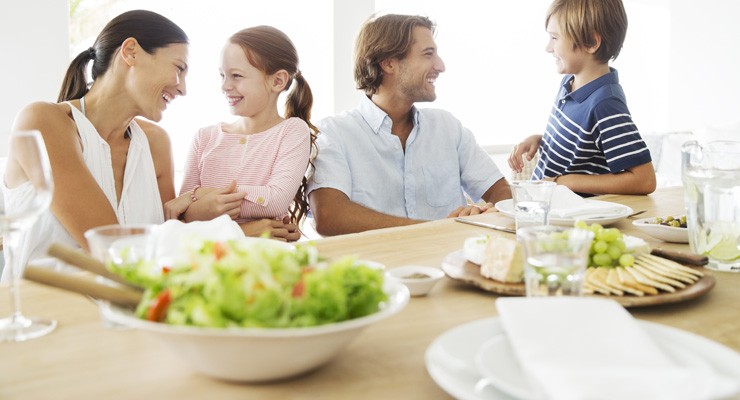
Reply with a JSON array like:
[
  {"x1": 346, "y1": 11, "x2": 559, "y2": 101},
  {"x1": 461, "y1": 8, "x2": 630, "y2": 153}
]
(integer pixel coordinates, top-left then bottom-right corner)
[
  {"x1": 240, "y1": 215, "x2": 301, "y2": 242},
  {"x1": 446, "y1": 202, "x2": 494, "y2": 218}
]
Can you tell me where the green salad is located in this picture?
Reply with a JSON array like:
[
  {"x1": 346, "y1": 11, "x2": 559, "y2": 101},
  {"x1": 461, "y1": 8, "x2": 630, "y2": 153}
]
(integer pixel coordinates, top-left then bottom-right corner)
[{"x1": 108, "y1": 239, "x2": 388, "y2": 328}]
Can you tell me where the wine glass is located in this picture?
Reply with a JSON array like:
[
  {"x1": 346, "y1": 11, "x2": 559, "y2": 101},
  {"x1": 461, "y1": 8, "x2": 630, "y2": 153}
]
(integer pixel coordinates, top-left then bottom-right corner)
[{"x1": 0, "y1": 130, "x2": 55, "y2": 342}]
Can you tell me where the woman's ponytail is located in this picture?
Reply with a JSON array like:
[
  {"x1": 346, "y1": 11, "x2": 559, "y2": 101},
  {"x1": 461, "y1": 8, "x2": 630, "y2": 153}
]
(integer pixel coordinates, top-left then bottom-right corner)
[{"x1": 57, "y1": 48, "x2": 94, "y2": 102}]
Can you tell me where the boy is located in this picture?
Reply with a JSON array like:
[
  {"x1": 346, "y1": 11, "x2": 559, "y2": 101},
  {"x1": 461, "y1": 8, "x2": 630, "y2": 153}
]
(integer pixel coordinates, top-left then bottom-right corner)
[{"x1": 509, "y1": 0, "x2": 656, "y2": 195}]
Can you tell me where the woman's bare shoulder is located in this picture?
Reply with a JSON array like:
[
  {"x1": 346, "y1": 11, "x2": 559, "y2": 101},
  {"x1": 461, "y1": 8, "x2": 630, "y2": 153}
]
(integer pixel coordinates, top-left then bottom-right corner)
[
  {"x1": 134, "y1": 117, "x2": 172, "y2": 154},
  {"x1": 13, "y1": 101, "x2": 77, "y2": 139}
]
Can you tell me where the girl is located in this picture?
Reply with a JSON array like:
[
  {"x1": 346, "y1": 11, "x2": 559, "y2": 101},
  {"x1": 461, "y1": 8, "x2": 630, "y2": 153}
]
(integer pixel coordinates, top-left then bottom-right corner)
[
  {"x1": 165, "y1": 26, "x2": 317, "y2": 242},
  {"x1": 3, "y1": 10, "x2": 188, "y2": 276}
]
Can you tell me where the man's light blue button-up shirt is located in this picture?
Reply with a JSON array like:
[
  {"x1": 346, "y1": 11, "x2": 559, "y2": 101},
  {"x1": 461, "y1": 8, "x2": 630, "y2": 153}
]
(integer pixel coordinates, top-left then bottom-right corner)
[{"x1": 308, "y1": 96, "x2": 503, "y2": 220}]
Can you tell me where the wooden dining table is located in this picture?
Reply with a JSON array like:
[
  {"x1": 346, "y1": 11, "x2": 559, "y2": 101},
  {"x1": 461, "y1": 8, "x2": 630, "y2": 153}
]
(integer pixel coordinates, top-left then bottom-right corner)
[{"x1": 1, "y1": 186, "x2": 738, "y2": 399}]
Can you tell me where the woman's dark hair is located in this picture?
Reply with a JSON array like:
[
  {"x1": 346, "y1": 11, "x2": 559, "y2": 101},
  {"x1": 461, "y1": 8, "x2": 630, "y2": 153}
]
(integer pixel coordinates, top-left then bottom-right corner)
[
  {"x1": 230, "y1": 26, "x2": 319, "y2": 225},
  {"x1": 57, "y1": 10, "x2": 189, "y2": 102}
]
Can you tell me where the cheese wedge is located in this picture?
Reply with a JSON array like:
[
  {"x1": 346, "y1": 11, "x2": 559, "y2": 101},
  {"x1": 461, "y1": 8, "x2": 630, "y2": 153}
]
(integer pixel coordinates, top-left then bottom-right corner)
[
  {"x1": 480, "y1": 235, "x2": 524, "y2": 283},
  {"x1": 463, "y1": 235, "x2": 489, "y2": 265}
]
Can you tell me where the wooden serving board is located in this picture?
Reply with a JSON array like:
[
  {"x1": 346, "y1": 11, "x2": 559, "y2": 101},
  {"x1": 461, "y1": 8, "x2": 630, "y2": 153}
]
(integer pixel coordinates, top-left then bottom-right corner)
[{"x1": 441, "y1": 250, "x2": 716, "y2": 308}]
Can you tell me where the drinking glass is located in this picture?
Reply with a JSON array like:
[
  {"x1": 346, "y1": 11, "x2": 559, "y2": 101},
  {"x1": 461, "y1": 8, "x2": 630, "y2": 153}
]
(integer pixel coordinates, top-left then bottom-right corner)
[
  {"x1": 510, "y1": 180, "x2": 556, "y2": 231},
  {"x1": 518, "y1": 226, "x2": 594, "y2": 297},
  {"x1": 0, "y1": 130, "x2": 55, "y2": 342},
  {"x1": 84, "y1": 224, "x2": 156, "y2": 269},
  {"x1": 84, "y1": 224, "x2": 155, "y2": 329},
  {"x1": 682, "y1": 140, "x2": 740, "y2": 272}
]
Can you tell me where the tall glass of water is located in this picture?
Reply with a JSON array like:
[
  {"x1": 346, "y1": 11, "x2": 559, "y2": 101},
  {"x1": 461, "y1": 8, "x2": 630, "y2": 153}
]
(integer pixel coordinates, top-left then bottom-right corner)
[
  {"x1": 510, "y1": 180, "x2": 556, "y2": 231},
  {"x1": 0, "y1": 130, "x2": 55, "y2": 342},
  {"x1": 518, "y1": 226, "x2": 594, "y2": 297}
]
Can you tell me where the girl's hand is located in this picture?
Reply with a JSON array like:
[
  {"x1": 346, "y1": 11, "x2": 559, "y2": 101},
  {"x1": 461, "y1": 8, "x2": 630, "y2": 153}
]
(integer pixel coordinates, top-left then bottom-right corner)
[{"x1": 183, "y1": 181, "x2": 244, "y2": 221}]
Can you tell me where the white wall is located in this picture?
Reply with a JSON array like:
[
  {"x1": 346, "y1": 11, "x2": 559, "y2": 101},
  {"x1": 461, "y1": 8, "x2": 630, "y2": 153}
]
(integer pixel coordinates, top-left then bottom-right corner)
[
  {"x1": 0, "y1": 1, "x2": 69, "y2": 156},
  {"x1": 1, "y1": 0, "x2": 739, "y2": 159},
  {"x1": 669, "y1": 0, "x2": 740, "y2": 141}
]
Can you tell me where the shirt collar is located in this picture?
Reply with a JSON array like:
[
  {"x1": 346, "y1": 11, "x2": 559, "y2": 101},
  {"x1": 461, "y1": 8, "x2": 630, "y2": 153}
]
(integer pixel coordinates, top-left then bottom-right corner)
[
  {"x1": 564, "y1": 67, "x2": 620, "y2": 103},
  {"x1": 358, "y1": 95, "x2": 420, "y2": 135}
]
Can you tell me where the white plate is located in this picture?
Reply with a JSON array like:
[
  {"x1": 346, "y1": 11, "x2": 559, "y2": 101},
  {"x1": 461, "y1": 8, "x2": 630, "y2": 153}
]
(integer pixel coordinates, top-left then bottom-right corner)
[
  {"x1": 425, "y1": 317, "x2": 740, "y2": 400},
  {"x1": 494, "y1": 199, "x2": 632, "y2": 226},
  {"x1": 632, "y1": 217, "x2": 689, "y2": 243}
]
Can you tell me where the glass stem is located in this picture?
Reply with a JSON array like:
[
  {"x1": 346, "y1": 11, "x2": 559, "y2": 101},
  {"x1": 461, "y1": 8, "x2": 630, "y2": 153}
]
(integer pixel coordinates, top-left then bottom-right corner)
[{"x1": 4, "y1": 231, "x2": 23, "y2": 322}]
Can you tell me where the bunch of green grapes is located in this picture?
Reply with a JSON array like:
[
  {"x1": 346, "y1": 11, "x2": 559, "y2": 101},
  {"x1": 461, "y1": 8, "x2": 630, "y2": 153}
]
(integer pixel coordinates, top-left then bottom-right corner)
[{"x1": 574, "y1": 221, "x2": 635, "y2": 268}]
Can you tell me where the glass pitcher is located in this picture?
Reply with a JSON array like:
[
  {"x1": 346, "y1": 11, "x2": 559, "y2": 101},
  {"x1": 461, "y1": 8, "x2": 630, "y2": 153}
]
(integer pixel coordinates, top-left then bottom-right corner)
[{"x1": 681, "y1": 140, "x2": 740, "y2": 272}]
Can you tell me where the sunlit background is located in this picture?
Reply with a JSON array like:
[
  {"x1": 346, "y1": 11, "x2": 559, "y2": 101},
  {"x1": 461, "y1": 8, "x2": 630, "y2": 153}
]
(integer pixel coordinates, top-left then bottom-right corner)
[
  {"x1": 64, "y1": 0, "x2": 672, "y2": 181},
  {"x1": 2, "y1": 0, "x2": 739, "y2": 188}
]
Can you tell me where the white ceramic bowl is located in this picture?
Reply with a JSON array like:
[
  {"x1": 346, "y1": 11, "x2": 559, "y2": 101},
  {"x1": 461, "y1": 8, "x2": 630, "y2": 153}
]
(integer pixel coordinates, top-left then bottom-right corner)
[
  {"x1": 632, "y1": 217, "x2": 689, "y2": 243},
  {"x1": 386, "y1": 266, "x2": 445, "y2": 296},
  {"x1": 99, "y1": 280, "x2": 409, "y2": 382}
]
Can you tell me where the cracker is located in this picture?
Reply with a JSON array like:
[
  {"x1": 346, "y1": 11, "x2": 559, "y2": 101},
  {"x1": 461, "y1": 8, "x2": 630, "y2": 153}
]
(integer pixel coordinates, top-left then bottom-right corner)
[
  {"x1": 633, "y1": 264, "x2": 686, "y2": 288},
  {"x1": 626, "y1": 267, "x2": 675, "y2": 293},
  {"x1": 641, "y1": 254, "x2": 704, "y2": 277},
  {"x1": 617, "y1": 267, "x2": 658, "y2": 295},
  {"x1": 588, "y1": 267, "x2": 623, "y2": 296},
  {"x1": 636, "y1": 257, "x2": 697, "y2": 284},
  {"x1": 583, "y1": 274, "x2": 610, "y2": 295},
  {"x1": 606, "y1": 268, "x2": 644, "y2": 296}
]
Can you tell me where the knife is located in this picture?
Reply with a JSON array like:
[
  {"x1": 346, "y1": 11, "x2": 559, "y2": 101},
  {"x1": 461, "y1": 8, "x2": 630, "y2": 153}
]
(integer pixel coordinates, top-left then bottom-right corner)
[
  {"x1": 650, "y1": 248, "x2": 708, "y2": 266},
  {"x1": 454, "y1": 218, "x2": 516, "y2": 234}
]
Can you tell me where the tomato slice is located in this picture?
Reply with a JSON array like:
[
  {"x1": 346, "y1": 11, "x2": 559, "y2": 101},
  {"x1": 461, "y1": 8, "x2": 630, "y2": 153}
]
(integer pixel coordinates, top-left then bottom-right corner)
[{"x1": 146, "y1": 289, "x2": 171, "y2": 322}]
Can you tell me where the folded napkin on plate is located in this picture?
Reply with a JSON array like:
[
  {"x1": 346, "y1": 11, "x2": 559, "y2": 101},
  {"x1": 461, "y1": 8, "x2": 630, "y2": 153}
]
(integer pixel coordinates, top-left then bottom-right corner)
[
  {"x1": 548, "y1": 185, "x2": 622, "y2": 218},
  {"x1": 151, "y1": 215, "x2": 244, "y2": 263},
  {"x1": 495, "y1": 297, "x2": 740, "y2": 400}
]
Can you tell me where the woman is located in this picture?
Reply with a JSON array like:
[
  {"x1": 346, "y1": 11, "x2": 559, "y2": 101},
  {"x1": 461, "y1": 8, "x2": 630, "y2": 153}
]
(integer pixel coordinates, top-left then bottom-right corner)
[{"x1": 2, "y1": 10, "x2": 189, "y2": 275}]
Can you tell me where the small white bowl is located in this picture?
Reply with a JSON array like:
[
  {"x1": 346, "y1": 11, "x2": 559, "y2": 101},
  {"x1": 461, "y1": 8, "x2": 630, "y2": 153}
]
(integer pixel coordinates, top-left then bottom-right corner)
[
  {"x1": 632, "y1": 217, "x2": 689, "y2": 243},
  {"x1": 386, "y1": 266, "x2": 445, "y2": 296}
]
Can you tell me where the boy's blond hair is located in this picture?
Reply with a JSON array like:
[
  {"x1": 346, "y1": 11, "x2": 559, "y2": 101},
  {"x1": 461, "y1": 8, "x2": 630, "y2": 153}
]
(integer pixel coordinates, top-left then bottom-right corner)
[{"x1": 546, "y1": 0, "x2": 627, "y2": 63}]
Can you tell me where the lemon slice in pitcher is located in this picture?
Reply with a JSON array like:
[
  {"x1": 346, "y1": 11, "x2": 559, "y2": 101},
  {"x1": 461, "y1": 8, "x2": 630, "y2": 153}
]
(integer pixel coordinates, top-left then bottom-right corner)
[{"x1": 708, "y1": 235, "x2": 740, "y2": 261}]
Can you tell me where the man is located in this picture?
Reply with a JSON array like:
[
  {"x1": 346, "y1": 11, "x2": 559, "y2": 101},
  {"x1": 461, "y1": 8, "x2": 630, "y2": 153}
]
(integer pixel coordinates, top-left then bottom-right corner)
[{"x1": 308, "y1": 14, "x2": 511, "y2": 236}]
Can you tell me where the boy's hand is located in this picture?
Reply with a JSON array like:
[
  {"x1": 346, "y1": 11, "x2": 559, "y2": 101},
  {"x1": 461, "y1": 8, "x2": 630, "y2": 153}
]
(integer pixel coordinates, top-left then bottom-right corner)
[{"x1": 509, "y1": 135, "x2": 542, "y2": 173}]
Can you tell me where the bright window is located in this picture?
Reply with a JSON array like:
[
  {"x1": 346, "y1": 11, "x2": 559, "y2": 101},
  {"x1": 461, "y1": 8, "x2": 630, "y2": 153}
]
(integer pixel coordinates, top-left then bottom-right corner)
[
  {"x1": 374, "y1": 0, "x2": 671, "y2": 149},
  {"x1": 70, "y1": 0, "x2": 670, "y2": 179}
]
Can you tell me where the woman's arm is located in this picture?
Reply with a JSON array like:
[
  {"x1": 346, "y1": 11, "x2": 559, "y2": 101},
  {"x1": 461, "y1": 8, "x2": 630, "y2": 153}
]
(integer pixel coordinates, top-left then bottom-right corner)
[{"x1": 13, "y1": 102, "x2": 119, "y2": 250}]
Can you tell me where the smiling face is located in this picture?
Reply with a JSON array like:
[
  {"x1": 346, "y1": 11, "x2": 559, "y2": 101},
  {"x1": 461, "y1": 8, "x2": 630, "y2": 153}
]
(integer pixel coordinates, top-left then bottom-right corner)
[
  {"x1": 545, "y1": 14, "x2": 590, "y2": 76},
  {"x1": 135, "y1": 43, "x2": 189, "y2": 122},
  {"x1": 219, "y1": 42, "x2": 274, "y2": 118},
  {"x1": 394, "y1": 26, "x2": 446, "y2": 103}
]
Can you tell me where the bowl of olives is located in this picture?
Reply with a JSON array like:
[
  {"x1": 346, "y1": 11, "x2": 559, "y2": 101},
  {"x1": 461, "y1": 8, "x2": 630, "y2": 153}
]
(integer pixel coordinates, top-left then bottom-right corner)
[{"x1": 632, "y1": 215, "x2": 689, "y2": 243}]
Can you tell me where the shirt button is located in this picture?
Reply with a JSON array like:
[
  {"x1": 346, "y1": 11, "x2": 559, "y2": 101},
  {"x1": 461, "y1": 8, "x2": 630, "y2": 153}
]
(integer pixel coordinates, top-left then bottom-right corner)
[
  {"x1": 561, "y1": 99, "x2": 566, "y2": 104},
  {"x1": 256, "y1": 197, "x2": 265, "y2": 205}
]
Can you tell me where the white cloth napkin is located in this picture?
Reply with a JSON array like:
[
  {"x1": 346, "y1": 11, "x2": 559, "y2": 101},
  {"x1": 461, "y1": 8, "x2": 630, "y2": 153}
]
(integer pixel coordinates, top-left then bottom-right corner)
[
  {"x1": 495, "y1": 297, "x2": 740, "y2": 400},
  {"x1": 548, "y1": 185, "x2": 623, "y2": 218},
  {"x1": 150, "y1": 215, "x2": 244, "y2": 263}
]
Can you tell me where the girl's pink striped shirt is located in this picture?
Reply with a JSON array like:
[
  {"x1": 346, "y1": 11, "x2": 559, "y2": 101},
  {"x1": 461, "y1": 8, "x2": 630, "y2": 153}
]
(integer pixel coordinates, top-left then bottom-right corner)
[{"x1": 179, "y1": 117, "x2": 310, "y2": 222}]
